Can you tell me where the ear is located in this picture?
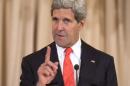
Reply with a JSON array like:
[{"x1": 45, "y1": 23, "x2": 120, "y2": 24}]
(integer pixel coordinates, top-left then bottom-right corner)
[
  {"x1": 78, "y1": 20, "x2": 85, "y2": 29},
  {"x1": 81, "y1": 20, "x2": 85, "y2": 26}
]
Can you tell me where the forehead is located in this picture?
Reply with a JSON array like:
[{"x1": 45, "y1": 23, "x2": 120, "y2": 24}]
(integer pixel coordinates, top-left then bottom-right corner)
[{"x1": 52, "y1": 8, "x2": 75, "y2": 19}]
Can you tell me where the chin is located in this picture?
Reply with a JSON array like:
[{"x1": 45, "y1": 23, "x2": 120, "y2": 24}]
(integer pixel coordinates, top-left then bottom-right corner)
[{"x1": 55, "y1": 41, "x2": 68, "y2": 48}]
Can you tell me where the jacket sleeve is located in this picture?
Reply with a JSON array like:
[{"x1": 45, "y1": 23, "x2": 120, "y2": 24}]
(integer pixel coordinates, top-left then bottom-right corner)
[{"x1": 20, "y1": 58, "x2": 37, "y2": 86}]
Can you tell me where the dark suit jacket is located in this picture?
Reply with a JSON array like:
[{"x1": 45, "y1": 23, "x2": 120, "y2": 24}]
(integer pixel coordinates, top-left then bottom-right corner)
[{"x1": 20, "y1": 40, "x2": 118, "y2": 86}]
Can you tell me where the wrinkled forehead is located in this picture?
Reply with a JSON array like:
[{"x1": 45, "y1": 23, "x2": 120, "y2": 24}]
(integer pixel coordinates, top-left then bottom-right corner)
[
  {"x1": 52, "y1": 8, "x2": 76, "y2": 21},
  {"x1": 52, "y1": 8, "x2": 74, "y2": 16}
]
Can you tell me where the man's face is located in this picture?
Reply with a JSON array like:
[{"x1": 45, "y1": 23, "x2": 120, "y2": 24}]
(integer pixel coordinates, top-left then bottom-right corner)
[{"x1": 52, "y1": 8, "x2": 84, "y2": 48}]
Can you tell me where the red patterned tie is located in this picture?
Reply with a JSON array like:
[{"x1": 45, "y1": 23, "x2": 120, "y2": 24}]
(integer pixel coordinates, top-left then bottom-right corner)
[{"x1": 63, "y1": 48, "x2": 75, "y2": 86}]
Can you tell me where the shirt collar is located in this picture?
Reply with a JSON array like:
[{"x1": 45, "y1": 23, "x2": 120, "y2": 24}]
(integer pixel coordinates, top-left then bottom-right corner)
[
  {"x1": 71, "y1": 38, "x2": 81, "y2": 57},
  {"x1": 56, "y1": 38, "x2": 81, "y2": 56}
]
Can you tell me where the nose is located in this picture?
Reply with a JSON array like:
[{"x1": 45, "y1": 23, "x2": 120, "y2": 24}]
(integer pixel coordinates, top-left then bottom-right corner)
[{"x1": 56, "y1": 21, "x2": 64, "y2": 31}]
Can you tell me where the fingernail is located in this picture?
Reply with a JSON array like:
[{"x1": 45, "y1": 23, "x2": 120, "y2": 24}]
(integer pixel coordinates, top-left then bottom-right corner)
[{"x1": 55, "y1": 62, "x2": 58, "y2": 65}]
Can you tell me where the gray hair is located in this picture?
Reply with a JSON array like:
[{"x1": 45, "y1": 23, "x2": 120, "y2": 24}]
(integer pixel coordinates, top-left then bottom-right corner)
[{"x1": 51, "y1": 0, "x2": 87, "y2": 22}]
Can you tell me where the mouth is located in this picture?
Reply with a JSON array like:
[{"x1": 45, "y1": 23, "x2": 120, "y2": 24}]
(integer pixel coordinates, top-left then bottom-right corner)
[
  {"x1": 56, "y1": 33, "x2": 65, "y2": 37},
  {"x1": 55, "y1": 34, "x2": 66, "y2": 40},
  {"x1": 57, "y1": 34, "x2": 64, "y2": 37}
]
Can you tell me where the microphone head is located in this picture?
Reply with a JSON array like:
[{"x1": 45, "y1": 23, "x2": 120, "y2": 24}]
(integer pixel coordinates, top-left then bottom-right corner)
[{"x1": 74, "y1": 64, "x2": 79, "y2": 70}]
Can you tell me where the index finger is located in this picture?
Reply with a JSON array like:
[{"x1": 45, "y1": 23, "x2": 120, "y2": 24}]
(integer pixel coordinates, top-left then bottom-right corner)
[{"x1": 45, "y1": 46, "x2": 51, "y2": 62}]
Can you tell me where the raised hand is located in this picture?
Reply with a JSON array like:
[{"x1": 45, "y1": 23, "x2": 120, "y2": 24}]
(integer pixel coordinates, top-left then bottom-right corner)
[{"x1": 37, "y1": 46, "x2": 58, "y2": 86}]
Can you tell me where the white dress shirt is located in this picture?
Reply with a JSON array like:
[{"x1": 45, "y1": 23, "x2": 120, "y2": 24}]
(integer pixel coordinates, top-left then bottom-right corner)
[{"x1": 56, "y1": 38, "x2": 81, "y2": 81}]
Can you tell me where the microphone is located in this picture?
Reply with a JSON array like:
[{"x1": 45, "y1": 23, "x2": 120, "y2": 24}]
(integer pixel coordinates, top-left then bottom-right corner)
[{"x1": 74, "y1": 64, "x2": 79, "y2": 86}]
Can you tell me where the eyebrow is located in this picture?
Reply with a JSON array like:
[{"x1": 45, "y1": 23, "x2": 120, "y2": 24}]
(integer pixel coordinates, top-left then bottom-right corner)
[{"x1": 52, "y1": 17, "x2": 58, "y2": 20}]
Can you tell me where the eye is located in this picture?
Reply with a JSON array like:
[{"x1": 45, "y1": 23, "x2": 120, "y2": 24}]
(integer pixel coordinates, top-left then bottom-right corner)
[
  {"x1": 52, "y1": 17, "x2": 58, "y2": 22},
  {"x1": 63, "y1": 18, "x2": 72, "y2": 24}
]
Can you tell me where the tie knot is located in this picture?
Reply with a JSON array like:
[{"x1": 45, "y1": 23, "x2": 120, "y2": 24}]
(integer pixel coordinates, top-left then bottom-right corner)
[{"x1": 65, "y1": 48, "x2": 72, "y2": 56}]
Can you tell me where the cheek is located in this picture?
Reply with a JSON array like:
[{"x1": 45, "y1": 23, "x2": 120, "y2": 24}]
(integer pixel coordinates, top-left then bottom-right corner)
[
  {"x1": 52, "y1": 25, "x2": 55, "y2": 31},
  {"x1": 52, "y1": 23, "x2": 57, "y2": 29},
  {"x1": 52, "y1": 28, "x2": 56, "y2": 37},
  {"x1": 52, "y1": 25, "x2": 57, "y2": 33},
  {"x1": 66, "y1": 30, "x2": 75, "y2": 39},
  {"x1": 71, "y1": 28, "x2": 80, "y2": 38}
]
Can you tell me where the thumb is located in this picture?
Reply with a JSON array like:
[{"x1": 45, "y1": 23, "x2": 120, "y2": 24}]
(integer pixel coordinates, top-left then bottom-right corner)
[
  {"x1": 54, "y1": 62, "x2": 58, "y2": 71},
  {"x1": 54, "y1": 62, "x2": 58, "y2": 66}
]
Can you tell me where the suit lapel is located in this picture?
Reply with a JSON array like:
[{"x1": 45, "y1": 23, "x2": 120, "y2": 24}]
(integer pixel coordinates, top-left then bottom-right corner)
[
  {"x1": 78, "y1": 40, "x2": 97, "y2": 86},
  {"x1": 48, "y1": 41, "x2": 97, "y2": 86},
  {"x1": 49, "y1": 42, "x2": 64, "y2": 86}
]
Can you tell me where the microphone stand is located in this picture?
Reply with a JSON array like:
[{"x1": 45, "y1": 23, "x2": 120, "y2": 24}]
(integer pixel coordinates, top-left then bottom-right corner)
[{"x1": 74, "y1": 64, "x2": 79, "y2": 86}]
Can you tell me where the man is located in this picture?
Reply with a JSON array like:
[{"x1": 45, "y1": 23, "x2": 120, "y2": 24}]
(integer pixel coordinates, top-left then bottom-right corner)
[{"x1": 20, "y1": 0, "x2": 118, "y2": 86}]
